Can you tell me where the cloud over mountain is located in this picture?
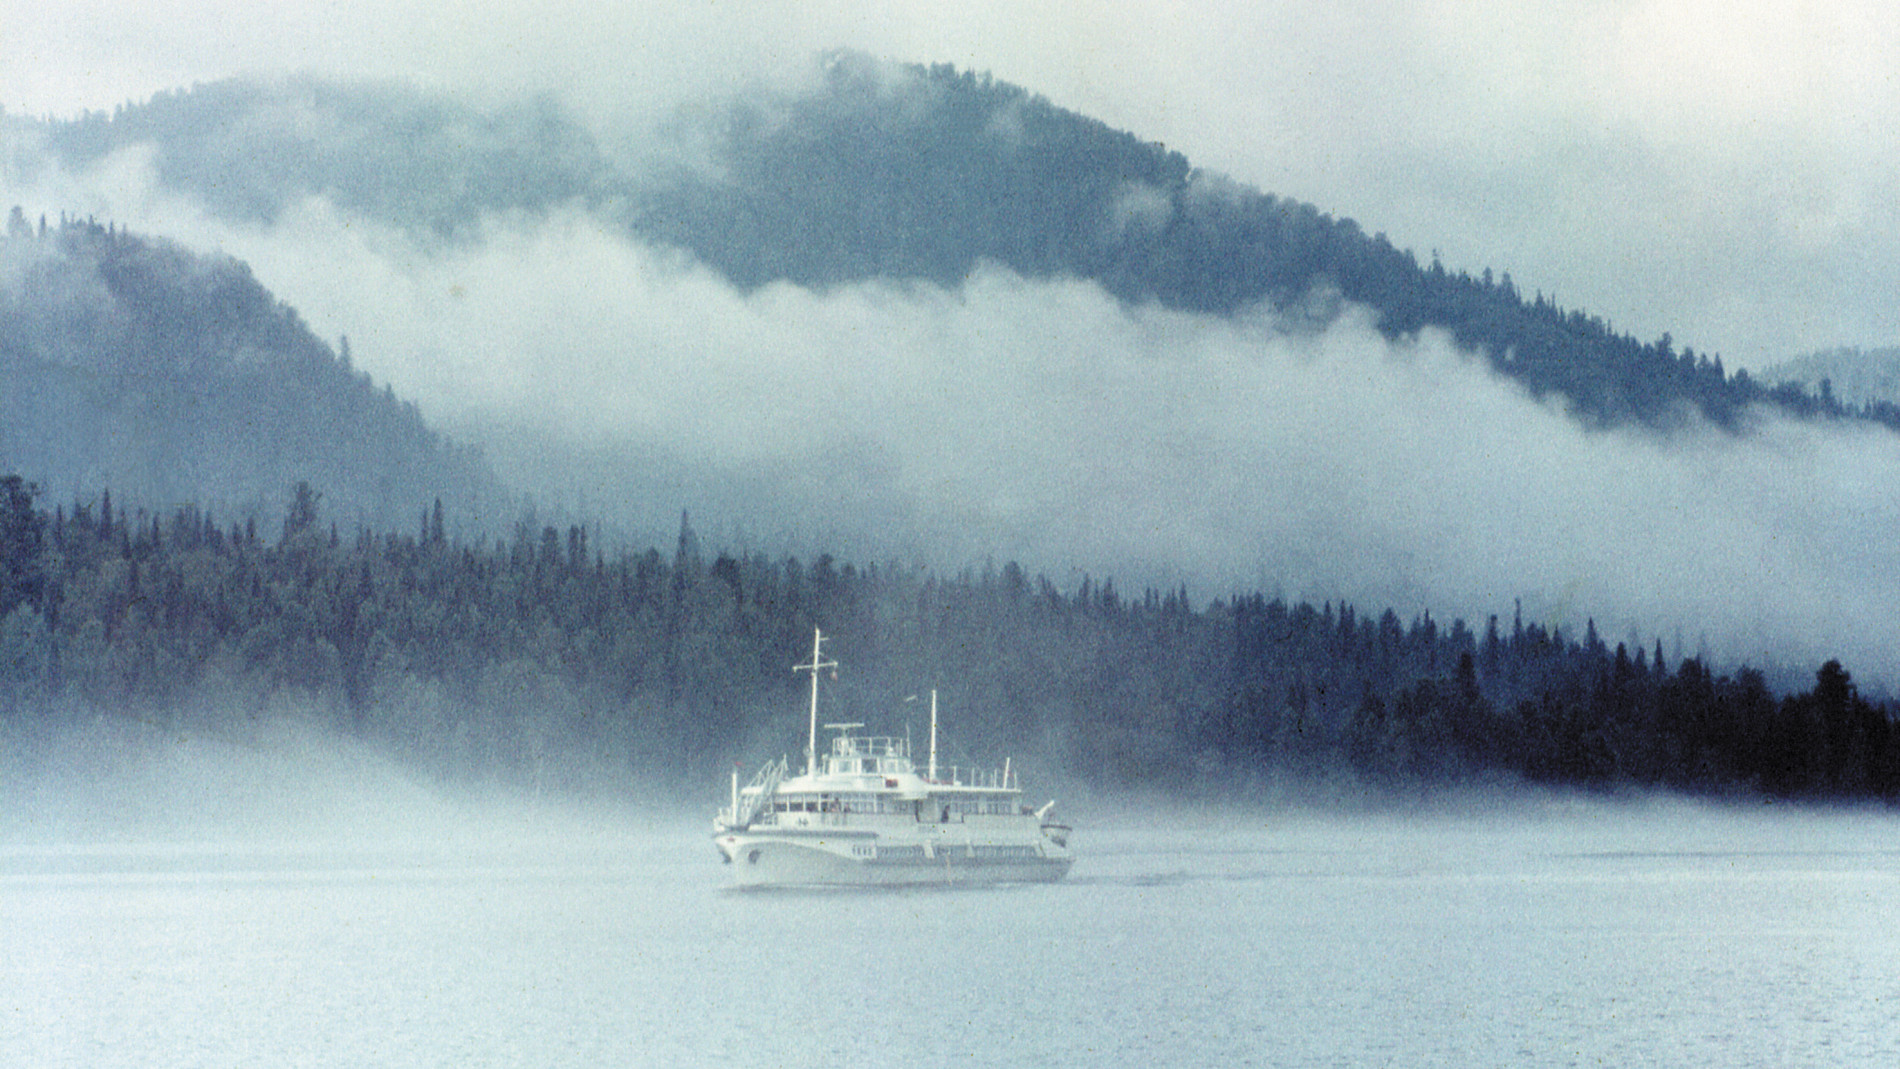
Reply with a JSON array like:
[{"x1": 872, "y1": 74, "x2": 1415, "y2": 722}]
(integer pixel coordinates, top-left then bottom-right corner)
[{"x1": 5, "y1": 59, "x2": 1900, "y2": 689}]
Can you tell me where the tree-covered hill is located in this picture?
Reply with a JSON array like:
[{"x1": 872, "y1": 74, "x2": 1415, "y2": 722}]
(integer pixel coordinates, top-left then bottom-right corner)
[
  {"x1": 9, "y1": 59, "x2": 1877, "y2": 435},
  {"x1": 630, "y1": 54, "x2": 1859, "y2": 432},
  {"x1": 0, "y1": 212, "x2": 506, "y2": 529}
]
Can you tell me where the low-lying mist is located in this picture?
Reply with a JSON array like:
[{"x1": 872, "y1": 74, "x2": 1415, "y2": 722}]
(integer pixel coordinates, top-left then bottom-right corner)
[
  {"x1": 0, "y1": 712, "x2": 661, "y2": 848},
  {"x1": 7, "y1": 708, "x2": 1887, "y2": 857},
  {"x1": 11, "y1": 145, "x2": 1900, "y2": 690}
]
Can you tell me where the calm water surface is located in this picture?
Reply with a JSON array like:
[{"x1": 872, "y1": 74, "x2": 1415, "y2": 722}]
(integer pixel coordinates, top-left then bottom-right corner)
[{"x1": 6, "y1": 799, "x2": 1899, "y2": 1067}]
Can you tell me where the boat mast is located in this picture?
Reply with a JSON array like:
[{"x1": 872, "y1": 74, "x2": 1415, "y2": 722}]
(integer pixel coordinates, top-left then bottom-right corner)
[
  {"x1": 795, "y1": 628, "x2": 837, "y2": 778},
  {"x1": 929, "y1": 689, "x2": 938, "y2": 782}
]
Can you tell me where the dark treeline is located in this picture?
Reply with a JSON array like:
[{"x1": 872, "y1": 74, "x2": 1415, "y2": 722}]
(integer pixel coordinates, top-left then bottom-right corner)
[{"x1": 2, "y1": 474, "x2": 1893, "y2": 802}]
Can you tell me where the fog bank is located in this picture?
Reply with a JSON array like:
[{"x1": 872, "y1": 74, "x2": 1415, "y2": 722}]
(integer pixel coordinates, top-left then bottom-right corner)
[
  {"x1": 9, "y1": 149, "x2": 1900, "y2": 687},
  {"x1": 0, "y1": 713, "x2": 655, "y2": 846}
]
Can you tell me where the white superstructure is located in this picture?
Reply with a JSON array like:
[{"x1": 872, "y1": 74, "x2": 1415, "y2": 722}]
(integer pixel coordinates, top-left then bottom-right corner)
[{"x1": 714, "y1": 629, "x2": 1073, "y2": 887}]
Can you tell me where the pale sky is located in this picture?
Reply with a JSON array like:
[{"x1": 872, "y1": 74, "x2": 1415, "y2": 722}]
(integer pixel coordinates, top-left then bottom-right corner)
[{"x1": 5, "y1": 0, "x2": 1897, "y2": 367}]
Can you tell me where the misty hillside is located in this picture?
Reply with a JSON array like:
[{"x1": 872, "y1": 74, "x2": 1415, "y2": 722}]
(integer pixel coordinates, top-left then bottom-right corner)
[
  {"x1": 629, "y1": 55, "x2": 1872, "y2": 433},
  {"x1": 1761, "y1": 347, "x2": 1900, "y2": 411},
  {"x1": 8, "y1": 57, "x2": 1873, "y2": 435},
  {"x1": 0, "y1": 212, "x2": 505, "y2": 528},
  {"x1": 19, "y1": 76, "x2": 610, "y2": 238}
]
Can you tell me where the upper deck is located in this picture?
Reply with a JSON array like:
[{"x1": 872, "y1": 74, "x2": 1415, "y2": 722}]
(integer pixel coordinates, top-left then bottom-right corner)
[
  {"x1": 820, "y1": 725, "x2": 1026, "y2": 789},
  {"x1": 822, "y1": 732, "x2": 913, "y2": 777},
  {"x1": 803, "y1": 728, "x2": 1020, "y2": 793}
]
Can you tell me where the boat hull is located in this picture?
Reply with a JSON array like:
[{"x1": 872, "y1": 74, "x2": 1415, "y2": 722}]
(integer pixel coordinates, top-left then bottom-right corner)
[{"x1": 715, "y1": 830, "x2": 1072, "y2": 888}]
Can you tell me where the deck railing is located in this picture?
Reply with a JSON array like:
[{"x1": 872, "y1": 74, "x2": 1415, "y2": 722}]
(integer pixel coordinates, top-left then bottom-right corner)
[{"x1": 932, "y1": 765, "x2": 1017, "y2": 790}]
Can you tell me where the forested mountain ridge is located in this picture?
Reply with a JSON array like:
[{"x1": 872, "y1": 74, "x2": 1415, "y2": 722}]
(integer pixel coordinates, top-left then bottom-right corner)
[
  {"x1": 8, "y1": 57, "x2": 1881, "y2": 435},
  {"x1": 631, "y1": 54, "x2": 1873, "y2": 432},
  {"x1": 0, "y1": 212, "x2": 505, "y2": 530},
  {"x1": 2, "y1": 478, "x2": 1894, "y2": 802}
]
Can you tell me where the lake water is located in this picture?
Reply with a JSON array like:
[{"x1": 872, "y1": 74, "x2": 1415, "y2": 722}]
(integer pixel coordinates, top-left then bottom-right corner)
[{"x1": 6, "y1": 795, "x2": 1900, "y2": 1067}]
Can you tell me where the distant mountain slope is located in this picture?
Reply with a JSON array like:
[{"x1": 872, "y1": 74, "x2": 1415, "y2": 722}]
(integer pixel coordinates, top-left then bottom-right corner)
[
  {"x1": 7, "y1": 56, "x2": 1872, "y2": 434},
  {"x1": 0, "y1": 213, "x2": 505, "y2": 527},
  {"x1": 629, "y1": 55, "x2": 1833, "y2": 432},
  {"x1": 26, "y1": 75, "x2": 609, "y2": 238}
]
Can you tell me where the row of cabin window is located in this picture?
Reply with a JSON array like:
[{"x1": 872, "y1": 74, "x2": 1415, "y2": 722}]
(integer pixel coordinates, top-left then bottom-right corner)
[
  {"x1": 830, "y1": 758, "x2": 904, "y2": 774},
  {"x1": 942, "y1": 800, "x2": 1018, "y2": 816},
  {"x1": 771, "y1": 797, "x2": 1017, "y2": 816},
  {"x1": 771, "y1": 796, "x2": 901, "y2": 814},
  {"x1": 969, "y1": 844, "x2": 1043, "y2": 859}
]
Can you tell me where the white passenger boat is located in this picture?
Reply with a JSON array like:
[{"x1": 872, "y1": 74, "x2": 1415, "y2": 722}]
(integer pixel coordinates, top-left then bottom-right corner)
[{"x1": 714, "y1": 629, "x2": 1073, "y2": 888}]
